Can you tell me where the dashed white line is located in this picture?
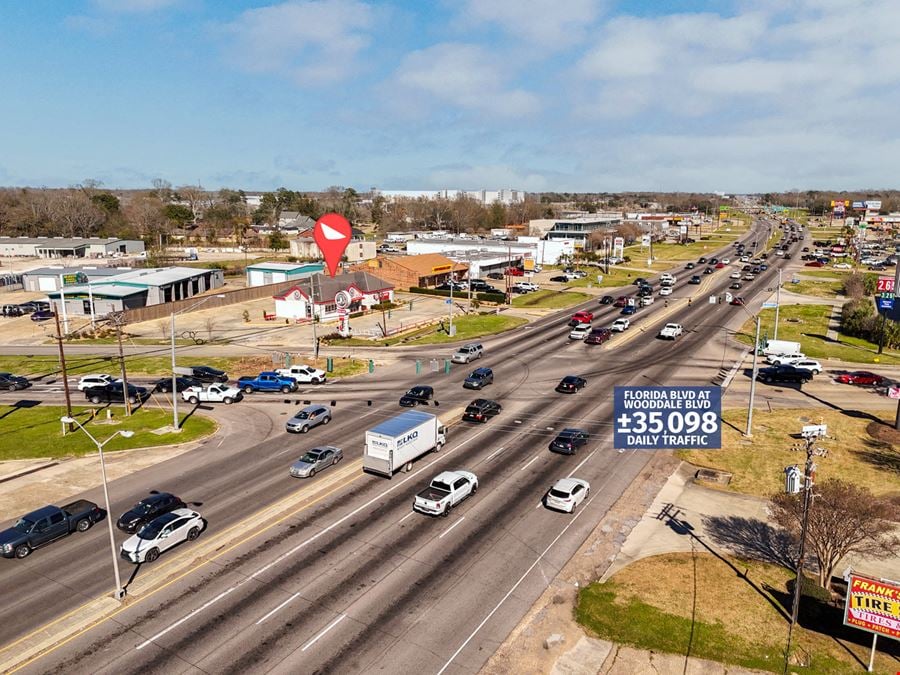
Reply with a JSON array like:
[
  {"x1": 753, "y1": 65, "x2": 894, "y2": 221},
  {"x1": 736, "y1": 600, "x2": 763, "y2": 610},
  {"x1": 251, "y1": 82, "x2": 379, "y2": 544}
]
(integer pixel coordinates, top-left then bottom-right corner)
[
  {"x1": 483, "y1": 446, "x2": 505, "y2": 462},
  {"x1": 519, "y1": 453, "x2": 542, "y2": 472},
  {"x1": 136, "y1": 585, "x2": 239, "y2": 649},
  {"x1": 398, "y1": 511, "x2": 416, "y2": 524},
  {"x1": 438, "y1": 516, "x2": 466, "y2": 539},
  {"x1": 301, "y1": 613, "x2": 346, "y2": 652},
  {"x1": 255, "y1": 592, "x2": 300, "y2": 625},
  {"x1": 567, "y1": 449, "x2": 597, "y2": 478}
]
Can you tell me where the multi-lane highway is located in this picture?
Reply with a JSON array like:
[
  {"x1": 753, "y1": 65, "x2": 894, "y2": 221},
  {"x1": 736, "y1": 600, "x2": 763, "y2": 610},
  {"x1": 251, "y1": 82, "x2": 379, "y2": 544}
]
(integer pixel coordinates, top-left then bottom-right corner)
[{"x1": 1, "y1": 218, "x2": 796, "y2": 673}]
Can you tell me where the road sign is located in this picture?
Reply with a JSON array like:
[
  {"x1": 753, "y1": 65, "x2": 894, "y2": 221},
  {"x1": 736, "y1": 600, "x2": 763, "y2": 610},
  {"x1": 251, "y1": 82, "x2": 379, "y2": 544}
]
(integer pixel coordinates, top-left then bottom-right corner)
[
  {"x1": 889, "y1": 387, "x2": 900, "y2": 400},
  {"x1": 725, "y1": 292, "x2": 733, "y2": 303},
  {"x1": 613, "y1": 386, "x2": 722, "y2": 450},
  {"x1": 762, "y1": 301, "x2": 778, "y2": 309},
  {"x1": 876, "y1": 297, "x2": 894, "y2": 311},
  {"x1": 877, "y1": 277, "x2": 895, "y2": 293},
  {"x1": 708, "y1": 296, "x2": 716, "y2": 305},
  {"x1": 445, "y1": 299, "x2": 452, "y2": 304}
]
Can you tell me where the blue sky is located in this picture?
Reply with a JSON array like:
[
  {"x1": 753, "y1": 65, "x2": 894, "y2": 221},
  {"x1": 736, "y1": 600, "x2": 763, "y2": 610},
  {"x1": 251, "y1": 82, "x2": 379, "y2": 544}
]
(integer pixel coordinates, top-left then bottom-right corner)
[{"x1": 1, "y1": 0, "x2": 898, "y2": 192}]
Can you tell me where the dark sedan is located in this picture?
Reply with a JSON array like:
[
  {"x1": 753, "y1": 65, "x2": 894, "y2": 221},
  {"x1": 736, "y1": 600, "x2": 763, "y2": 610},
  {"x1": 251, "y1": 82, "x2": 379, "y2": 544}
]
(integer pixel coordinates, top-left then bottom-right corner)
[
  {"x1": 462, "y1": 398, "x2": 502, "y2": 423},
  {"x1": 0, "y1": 372, "x2": 31, "y2": 391},
  {"x1": 399, "y1": 385, "x2": 434, "y2": 407},
  {"x1": 487, "y1": 272, "x2": 505, "y2": 280},
  {"x1": 84, "y1": 382, "x2": 150, "y2": 405},
  {"x1": 621, "y1": 305, "x2": 636, "y2": 315},
  {"x1": 689, "y1": 275, "x2": 702, "y2": 284},
  {"x1": 549, "y1": 428, "x2": 590, "y2": 455},
  {"x1": 30, "y1": 310, "x2": 55, "y2": 322},
  {"x1": 703, "y1": 267, "x2": 714, "y2": 275},
  {"x1": 556, "y1": 375, "x2": 586, "y2": 393},
  {"x1": 190, "y1": 366, "x2": 228, "y2": 383},
  {"x1": 599, "y1": 295, "x2": 615, "y2": 305},
  {"x1": 463, "y1": 367, "x2": 493, "y2": 390},
  {"x1": 585, "y1": 327, "x2": 612, "y2": 345},
  {"x1": 116, "y1": 491, "x2": 186, "y2": 534},
  {"x1": 154, "y1": 376, "x2": 203, "y2": 393},
  {"x1": 549, "y1": 275, "x2": 569, "y2": 282}
]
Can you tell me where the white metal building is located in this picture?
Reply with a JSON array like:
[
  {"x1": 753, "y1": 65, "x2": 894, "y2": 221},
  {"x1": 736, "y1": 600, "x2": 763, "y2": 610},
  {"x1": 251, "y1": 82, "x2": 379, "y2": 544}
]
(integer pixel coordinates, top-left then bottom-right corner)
[
  {"x1": 405, "y1": 236, "x2": 574, "y2": 265},
  {"x1": 0, "y1": 236, "x2": 145, "y2": 258},
  {"x1": 245, "y1": 262, "x2": 324, "y2": 287}
]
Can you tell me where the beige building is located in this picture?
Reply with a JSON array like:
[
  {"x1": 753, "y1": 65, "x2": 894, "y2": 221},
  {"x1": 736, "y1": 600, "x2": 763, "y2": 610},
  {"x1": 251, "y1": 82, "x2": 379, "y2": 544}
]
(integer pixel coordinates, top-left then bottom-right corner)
[
  {"x1": 289, "y1": 228, "x2": 376, "y2": 263},
  {"x1": 350, "y1": 253, "x2": 468, "y2": 290}
]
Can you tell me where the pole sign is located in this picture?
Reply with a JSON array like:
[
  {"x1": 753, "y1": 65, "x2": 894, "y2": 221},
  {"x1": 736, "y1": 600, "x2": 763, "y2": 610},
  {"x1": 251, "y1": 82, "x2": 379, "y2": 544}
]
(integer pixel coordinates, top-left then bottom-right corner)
[
  {"x1": 877, "y1": 296, "x2": 894, "y2": 312},
  {"x1": 888, "y1": 386, "x2": 900, "y2": 400},
  {"x1": 843, "y1": 573, "x2": 900, "y2": 640},
  {"x1": 876, "y1": 277, "x2": 894, "y2": 293},
  {"x1": 613, "y1": 386, "x2": 721, "y2": 450}
]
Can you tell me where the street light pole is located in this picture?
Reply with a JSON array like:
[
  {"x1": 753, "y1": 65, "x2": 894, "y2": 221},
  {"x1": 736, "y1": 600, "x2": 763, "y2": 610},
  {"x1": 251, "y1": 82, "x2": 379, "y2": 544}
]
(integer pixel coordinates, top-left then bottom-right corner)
[
  {"x1": 774, "y1": 268, "x2": 782, "y2": 341},
  {"x1": 745, "y1": 315, "x2": 761, "y2": 437},
  {"x1": 60, "y1": 416, "x2": 132, "y2": 601}
]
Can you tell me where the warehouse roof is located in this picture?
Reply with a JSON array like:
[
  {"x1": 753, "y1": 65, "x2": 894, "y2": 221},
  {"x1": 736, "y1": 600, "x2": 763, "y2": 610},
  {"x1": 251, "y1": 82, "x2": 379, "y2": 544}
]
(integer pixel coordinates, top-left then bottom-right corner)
[
  {"x1": 0, "y1": 236, "x2": 130, "y2": 247},
  {"x1": 101, "y1": 266, "x2": 215, "y2": 287},
  {"x1": 246, "y1": 262, "x2": 323, "y2": 273}
]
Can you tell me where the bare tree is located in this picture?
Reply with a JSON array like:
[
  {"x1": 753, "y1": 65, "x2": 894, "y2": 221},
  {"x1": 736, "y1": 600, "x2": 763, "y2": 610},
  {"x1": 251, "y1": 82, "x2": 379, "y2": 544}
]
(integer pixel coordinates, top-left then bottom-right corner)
[
  {"x1": 770, "y1": 479, "x2": 899, "y2": 591},
  {"x1": 48, "y1": 191, "x2": 105, "y2": 238},
  {"x1": 204, "y1": 316, "x2": 216, "y2": 343},
  {"x1": 152, "y1": 178, "x2": 173, "y2": 202},
  {"x1": 158, "y1": 320, "x2": 170, "y2": 341}
]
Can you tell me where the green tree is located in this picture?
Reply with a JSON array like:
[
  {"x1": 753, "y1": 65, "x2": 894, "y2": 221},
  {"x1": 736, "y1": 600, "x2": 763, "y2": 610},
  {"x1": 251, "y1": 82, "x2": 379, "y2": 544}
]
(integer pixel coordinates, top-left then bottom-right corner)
[
  {"x1": 268, "y1": 230, "x2": 288, "y2": 251},
  {"x1": 163, "y1": 204, "x2": 194, "y2": 228},
  {"x1": 90, "y1": 192, "x2": 120, "y2": 214}
]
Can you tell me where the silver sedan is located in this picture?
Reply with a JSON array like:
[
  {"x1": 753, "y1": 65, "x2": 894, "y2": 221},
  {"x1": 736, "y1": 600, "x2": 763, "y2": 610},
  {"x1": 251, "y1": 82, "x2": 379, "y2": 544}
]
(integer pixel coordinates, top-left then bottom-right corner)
[{"x1": 289, "y1": 446, "x2": 343, "y2": 478}]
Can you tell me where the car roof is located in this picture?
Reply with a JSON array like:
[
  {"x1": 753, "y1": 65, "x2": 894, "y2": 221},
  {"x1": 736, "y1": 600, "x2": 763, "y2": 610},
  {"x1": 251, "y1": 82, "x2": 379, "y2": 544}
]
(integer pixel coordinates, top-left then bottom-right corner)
[
  {"x1": 432, "y1": 470, "x2": 467, "y2": 483},
  {"x1": 562, "y1": 375, "x2": 581, "y2": 381},
  {"x1": 559, "y1": 428, "x2": 585, "y2": 436},
  {"x1": 140, "y1": 492, "x2": 175, "y2": 505},
  {"x1": 308, "y1": 445, "x2": 340, "y2": 454},
  {"x1": 552, "y1": 477, "x2": 587, "y2": 492},
  {"x1": 471, "y1": 367, "x2": 491, "y2": 374},
  {"x1": 298, "y1": 404, "x2": 329, "y2": 413}
]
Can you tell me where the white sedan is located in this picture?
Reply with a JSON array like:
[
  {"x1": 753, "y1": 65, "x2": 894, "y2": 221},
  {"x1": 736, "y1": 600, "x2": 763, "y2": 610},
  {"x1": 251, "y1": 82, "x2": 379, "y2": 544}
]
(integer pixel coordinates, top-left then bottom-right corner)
[
  {"x1": 544, "y1": 478, "x2": 590, "y2": 513},
  {"x1": 611, "y1": 318, "x2": 630, "y2": 332},
  {"x1": 568, "y1": 323, "x2": 591, "y2": 340},
  {"x1": 833, "y1": 262, "x2": 853, "y2": 270},
  {"x1": 77, "y1": 374, "x2": 120, "y2": 391},
  {"x1": 729, "y1": 271, "x2": 741, "y2": 279},
  {"x1": 658, "y1": 286, "x2": 673, "y2": 296},
  {"x1": 119, "y1": 508, "x2": 205, "y2": 563}
]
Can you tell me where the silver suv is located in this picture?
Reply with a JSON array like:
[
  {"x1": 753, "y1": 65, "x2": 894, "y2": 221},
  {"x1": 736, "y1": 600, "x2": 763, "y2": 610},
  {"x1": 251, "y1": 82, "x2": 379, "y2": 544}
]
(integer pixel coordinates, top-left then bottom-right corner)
[
  {"x1": 285, "y1": 405, "x2": 332, "y2": 433},
  {"x1": 451, "y1": 343, "x2": 483, "y2": 364}
]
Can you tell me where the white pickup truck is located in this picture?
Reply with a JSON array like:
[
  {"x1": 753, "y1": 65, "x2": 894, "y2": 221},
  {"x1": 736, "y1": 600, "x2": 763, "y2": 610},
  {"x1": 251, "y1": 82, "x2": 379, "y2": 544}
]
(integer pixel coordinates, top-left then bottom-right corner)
[
  {"x1": 659, "y1": 273, "x2": 676, "y2": 286},
  {"x1": 182, "y1": 384, "x2": 243, "y2": 405},
  {"x1": 413, "y1": 470, "x2": 478, "y2": 516},
  {"x1": 658, "y1": 323, "x2": 684, "y2": 340},
  {"x1": 275, "y1": 365, "x2": 327, "y2": 384}
]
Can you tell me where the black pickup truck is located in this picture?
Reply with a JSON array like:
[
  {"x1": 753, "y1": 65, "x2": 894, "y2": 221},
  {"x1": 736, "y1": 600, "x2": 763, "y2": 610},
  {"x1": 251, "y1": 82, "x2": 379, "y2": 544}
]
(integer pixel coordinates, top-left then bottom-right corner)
[
  {"x1": 84, "y1": 382, "x2": 150, "y2": 405},
  {"x1": 0, "y1": 501, "x2": 105, "y2": 558}
]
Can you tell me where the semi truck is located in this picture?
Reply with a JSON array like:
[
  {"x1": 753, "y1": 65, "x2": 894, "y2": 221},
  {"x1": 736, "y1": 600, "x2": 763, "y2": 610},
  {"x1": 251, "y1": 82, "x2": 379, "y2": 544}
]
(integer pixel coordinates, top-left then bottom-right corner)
[{"x1": 363, "y1": 410, "x2": 446, "y2": 477}]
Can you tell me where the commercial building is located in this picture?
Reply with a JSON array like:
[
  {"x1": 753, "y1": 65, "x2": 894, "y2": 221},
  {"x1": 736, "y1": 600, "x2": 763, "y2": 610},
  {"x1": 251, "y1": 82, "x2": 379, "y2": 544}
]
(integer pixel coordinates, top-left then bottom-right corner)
[
  {"x1": 0, "y1": 236, "x2": 145, "y2": 259},
  {"x1": 22, "y1": 266, "x2": 134, "y2": 292},
  {"x1": 245, "y1": 262, "x2": 323, "y2": 287},
  {"x1": 350, "y1": 253, "x2": 468, "y2": 290},
  {"x1": 527, "y1": 215, "x2": 622, "y2": 248},
  {"x1": 46, "y1": 266, "x2": 225, "y2": 317},
  {"x1": 373, "y1": 188, "x2": 525, "y2": 205},
  {"x1": 405, "y1": 236, "x2": 574, "y2": 266},
  {"x1": 272, "y1": 271, "x2": 394, "y2": 322}
]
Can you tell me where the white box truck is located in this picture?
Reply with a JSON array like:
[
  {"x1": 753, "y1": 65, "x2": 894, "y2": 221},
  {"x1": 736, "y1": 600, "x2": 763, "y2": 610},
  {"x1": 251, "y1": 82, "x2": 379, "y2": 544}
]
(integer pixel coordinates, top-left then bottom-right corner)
[
  {"x1": 363, "y1": 410, "x2": 446, "y2": 477},
  {"x1": 762, "y1": 339, "x2": 802, "y2": 356}
]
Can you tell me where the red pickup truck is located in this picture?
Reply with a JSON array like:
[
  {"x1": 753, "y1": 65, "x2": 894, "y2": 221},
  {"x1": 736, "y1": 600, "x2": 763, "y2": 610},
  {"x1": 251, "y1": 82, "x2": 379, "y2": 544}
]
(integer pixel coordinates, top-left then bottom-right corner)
[{"x1": 568, "y1": 310, "x2": 593, "y2": 326}]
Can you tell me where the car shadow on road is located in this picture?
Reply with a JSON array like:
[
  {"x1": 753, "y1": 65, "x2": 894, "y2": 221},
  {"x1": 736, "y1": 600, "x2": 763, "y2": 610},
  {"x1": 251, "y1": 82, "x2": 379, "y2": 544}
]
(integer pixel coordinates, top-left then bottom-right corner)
[{"x1": 656, "y1": 503, "x2": 791, "y2": 622}]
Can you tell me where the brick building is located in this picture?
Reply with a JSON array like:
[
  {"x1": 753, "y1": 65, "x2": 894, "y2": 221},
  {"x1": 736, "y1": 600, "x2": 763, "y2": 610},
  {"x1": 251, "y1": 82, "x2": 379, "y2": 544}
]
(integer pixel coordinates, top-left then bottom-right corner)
[{"x1": 351, "y1": 253, "x2": 468, "y2": 290}]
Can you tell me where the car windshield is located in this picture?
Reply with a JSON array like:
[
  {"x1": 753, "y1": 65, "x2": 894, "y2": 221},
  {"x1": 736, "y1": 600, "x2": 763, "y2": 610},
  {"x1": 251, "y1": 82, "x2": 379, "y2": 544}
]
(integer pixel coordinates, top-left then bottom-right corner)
[
  {"x1": 134, "y1": 501, "x2": 156, "y2": 514},
  {"x1": 12, "y1": 518, "x2": 34, "y2": 533},
  {"x1": 299, "y1": 452, "x2": 321, "y2": 463},
  {"x1": 294, "y1": 411, "x2": 310, "y2": 420},
  {"x1": 549, "y1": 489, "x2": 571, "y2": 499},
  {"x1": 431, "y1": 481, "x2": 451, "y2": 492}
]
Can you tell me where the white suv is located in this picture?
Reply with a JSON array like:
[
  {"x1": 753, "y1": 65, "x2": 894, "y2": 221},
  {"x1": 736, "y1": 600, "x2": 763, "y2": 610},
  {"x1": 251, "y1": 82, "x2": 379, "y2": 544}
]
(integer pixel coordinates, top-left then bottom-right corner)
[
  {"x1": 765, "y1": 352, "x2": 805, "y2": 366},
  {"x1": 517, "y1": 282, "x2": 540, "y2": 292},
  {"x1": 77, "y1": 374, "x2": 120, "y2": 391},
  {"x1": 611, "y1": 318, "x2": 630, "y2": 332}
]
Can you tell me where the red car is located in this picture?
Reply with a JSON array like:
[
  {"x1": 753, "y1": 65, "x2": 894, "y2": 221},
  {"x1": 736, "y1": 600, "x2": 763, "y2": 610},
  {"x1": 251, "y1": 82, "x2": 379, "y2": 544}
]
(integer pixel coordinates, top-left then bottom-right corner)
[
  {"x1": 569, "y1": 310, "x2": 594, "y2": 325},
  {"x1": 805, "y1": 261, "x2": 825, "y2": 267},
  {"x1": 730, "y1": 297, "x2": 745, "y2": 306},
  {"x1": 836, "y1": 371, "x2": 885, "y2": 386},
  {"x1": 505, "y1": 267, "x2": 524, "y2": 276},
  {"x1": 613, "y1": 296, "x2": 629, "y2": 308},
  {"x1": 715, "y1": 262, "x2": 725, "y2": 269}
]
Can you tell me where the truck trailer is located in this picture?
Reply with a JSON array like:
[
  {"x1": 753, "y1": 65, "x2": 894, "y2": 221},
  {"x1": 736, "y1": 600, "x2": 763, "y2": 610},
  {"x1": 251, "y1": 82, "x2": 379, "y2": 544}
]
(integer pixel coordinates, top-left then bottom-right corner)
[
  {"x1": 762, "y1": 339, "x2": 802, "y2": 356},
  {"x1": 363, "y1": 410, "x2": 446, "y2": 477}
]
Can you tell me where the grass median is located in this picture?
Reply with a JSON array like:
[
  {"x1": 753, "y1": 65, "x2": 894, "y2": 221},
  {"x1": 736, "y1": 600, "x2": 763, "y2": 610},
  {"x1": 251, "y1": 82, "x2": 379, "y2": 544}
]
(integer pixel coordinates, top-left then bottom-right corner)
[
  {"x1": 733, "y1": 303, "x2": 900, "y2": 365},
  {"x1": 510, "y1": 290, "x2": 590, "y2": 309},
  {"x1": 0, "y1": 405, "x2": 217, "y2": 461},
  {"x1": 326, "y1": 313, "x2": 527, "y2": 347},
  {"x1": 677, "y1": 408, "x2": 900, "y2": 498},
  {"x1": 578, "y1": 553, "x2": 894, "y2": 674}
]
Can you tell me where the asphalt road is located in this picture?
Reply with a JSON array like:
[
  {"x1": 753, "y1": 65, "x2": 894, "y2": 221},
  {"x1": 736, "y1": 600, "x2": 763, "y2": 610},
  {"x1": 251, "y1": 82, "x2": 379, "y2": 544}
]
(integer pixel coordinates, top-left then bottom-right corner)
[{"x1": 1, "y1": 219, "x2": 798, "y2": 674}]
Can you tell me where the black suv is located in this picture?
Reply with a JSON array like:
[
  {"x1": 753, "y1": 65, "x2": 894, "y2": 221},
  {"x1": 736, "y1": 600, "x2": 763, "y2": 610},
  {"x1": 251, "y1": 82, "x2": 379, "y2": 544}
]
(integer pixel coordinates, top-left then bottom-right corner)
[
  {"x1": 463, "y1": 367, "x2": 493, "y2": 389},
  {"x1": 84, "y1": 383, "x2": 150, "y2": 405},
  {"x1": 116, "y1": 491, "x2": 187, "y2": 534},
  {"x1": 549, "y1": 428, "x2": 590, "y2": 455},
  {"x1": 0, "y1": 372, "x2": 31, "y2": 391},
  {"x1": 189, "y1": 366, "x2": 228, "y2": 383},
  {"x1": 400, "y1": 385, "x2": 434, "y2": 407},
  {"x1": 756, "y1": 365, "x2": 811, "y2": 384},
  {"x1": 462, "y1": 398, "x2": 501, "y2": 423},
  {"x1": 154, "y1": 376, "x2": 203, "y2": 393}
]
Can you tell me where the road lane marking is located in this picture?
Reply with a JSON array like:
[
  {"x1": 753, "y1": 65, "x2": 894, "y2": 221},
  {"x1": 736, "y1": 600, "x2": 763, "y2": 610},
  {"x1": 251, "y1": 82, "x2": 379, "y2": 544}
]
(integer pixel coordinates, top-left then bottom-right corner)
[
  {"x1": 255, "y1": 592, "x2": 300, "y2": 625},
  {"x1": 438, "y1": 517, "x2": 465, "y2": 539},
  {"x1": 519, "y1": 453, "x2": 541, "y2": 472},
  {"x1": 567, "y1": 449, "x2": 597, "y2": 478},
  {"x1": 398, "y1": 511, "x2": 416, "y2": 524},
  {"x1": 136, "y1": 585, "x2": 238, "y2": 650},
  {"x1": 483, "y1": 446, "x2": 505, "y2": 462},
  {"x1": 301, "y1": 614, "x2": 346, "y2": 652}
]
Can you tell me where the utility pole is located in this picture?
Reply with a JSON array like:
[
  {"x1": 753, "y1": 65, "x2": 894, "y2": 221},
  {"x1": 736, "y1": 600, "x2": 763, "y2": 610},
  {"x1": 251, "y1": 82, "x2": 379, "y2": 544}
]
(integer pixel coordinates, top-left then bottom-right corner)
[
  {"x1": 54, "y1": 309, "x2": 74, "y2": 432},
  {"x1": 110, "y1": 312, "x2": 132, "y2": 416},
  {"x1": 745, "y1": 316, "x2": 761, "y2": 437},
  {"x1": 783, "y1": 427, "x2": 829, "y2": 672},
  {"x1": 774, "y1": 268, "x2": 782, "y2": 340}
]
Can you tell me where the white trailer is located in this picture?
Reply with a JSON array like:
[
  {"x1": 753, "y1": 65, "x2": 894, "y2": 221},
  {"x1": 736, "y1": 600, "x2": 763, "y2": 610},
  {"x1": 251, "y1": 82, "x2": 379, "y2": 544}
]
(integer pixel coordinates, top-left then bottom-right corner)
[
  {"x1": 363, "y1": 410, "x2": 446, "y2": 477},
  {"x1": 762, "y1": 339, "x2": 802, "y2": 356}
]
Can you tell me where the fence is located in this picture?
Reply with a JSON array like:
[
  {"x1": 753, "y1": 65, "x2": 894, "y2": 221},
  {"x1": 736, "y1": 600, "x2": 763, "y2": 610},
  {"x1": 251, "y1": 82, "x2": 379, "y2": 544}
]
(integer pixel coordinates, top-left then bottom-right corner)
[
  {"x1": 120, "y1": 280, "x2": 295, "y2": 324},
  {"x1": 0, "y1": 273, "x2": 23, "y2": 292}
]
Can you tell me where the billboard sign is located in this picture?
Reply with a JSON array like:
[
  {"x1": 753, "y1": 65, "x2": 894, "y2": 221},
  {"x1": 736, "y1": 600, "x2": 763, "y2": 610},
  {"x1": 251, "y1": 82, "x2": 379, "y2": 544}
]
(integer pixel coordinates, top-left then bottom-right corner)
[
  {"x1": 852, "y1": 201, "x2": 866, "y2": 209},
  {"x1": 876, "y1": 277, "x2": 895, "y2": 293},
  {"x1": 866, "y1": 200, "x2": 882, "y2": 210},
  {"x1": 522, "y1": 258, "x2": 535, "y2": 271},
  {"x1": 613, "y1": 386, "x2": 721, "y2": 450},
  {"x1": 62, "y1": 272, "x2": 87, "y2": 286},
  {"x1": 830, "y1": 200, "x2": 851, "y2": 207},
  {"x1": 843, "y1": 573, "x2": 900, "y2": 640}
]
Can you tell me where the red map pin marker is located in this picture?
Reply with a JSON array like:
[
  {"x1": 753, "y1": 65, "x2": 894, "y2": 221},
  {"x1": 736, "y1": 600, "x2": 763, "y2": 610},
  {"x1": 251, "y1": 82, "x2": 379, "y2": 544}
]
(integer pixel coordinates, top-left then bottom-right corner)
[{"x1": 313, "y1": 213, "x2": 352, "y2": 277}]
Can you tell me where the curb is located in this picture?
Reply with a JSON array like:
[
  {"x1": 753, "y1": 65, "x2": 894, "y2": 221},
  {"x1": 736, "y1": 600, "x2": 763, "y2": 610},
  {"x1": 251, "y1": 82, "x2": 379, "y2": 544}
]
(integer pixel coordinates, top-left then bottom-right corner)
[{"x1": 0, "y1": 461, "x2": 58, "y2": 484}]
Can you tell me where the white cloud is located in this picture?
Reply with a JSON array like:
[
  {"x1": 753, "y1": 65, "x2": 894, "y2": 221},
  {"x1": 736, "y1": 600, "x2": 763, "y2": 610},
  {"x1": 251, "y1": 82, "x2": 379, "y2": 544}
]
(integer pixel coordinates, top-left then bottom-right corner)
[
  {"x1": 219, "y1": 0, "x2": 374, "y2": 85},
  {"x1": 92, "y1": 0, "x2": 182, "y2": 12},
  {"x1": 392, "y1": 43, "x2": 539, "y2": 117},
  {"x1": 458, "y1": 0, "x2": 604, "y2": 46},
  {"x1": 423, "y1": 162, "x2": 551, "y2": 191}
]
